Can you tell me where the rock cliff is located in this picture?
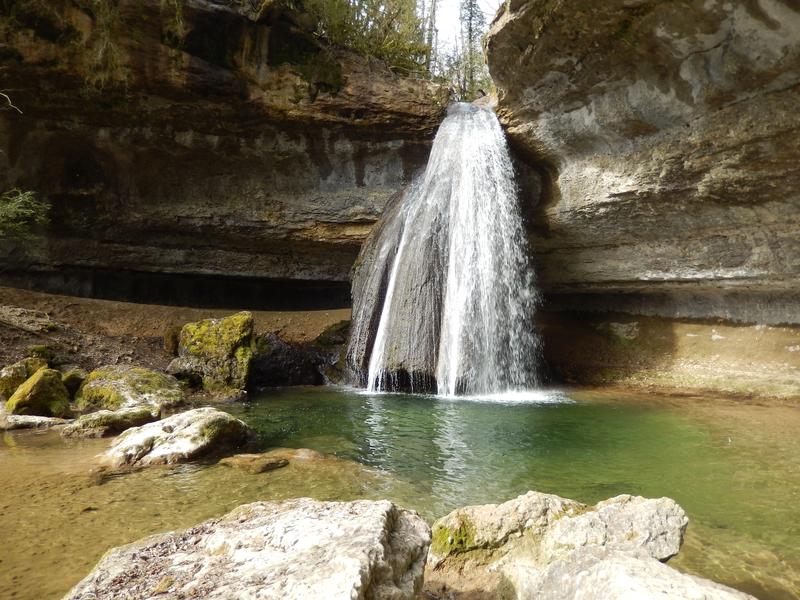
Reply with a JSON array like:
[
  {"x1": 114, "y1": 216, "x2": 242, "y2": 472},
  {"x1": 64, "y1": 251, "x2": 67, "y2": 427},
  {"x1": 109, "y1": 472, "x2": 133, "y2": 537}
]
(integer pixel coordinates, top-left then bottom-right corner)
[
  {"x1": 487, "y1": 0, "x2": 800, "y2": 325},
  {"x1": 0, "y1": 0, "x2": 446, "y2": 302}
]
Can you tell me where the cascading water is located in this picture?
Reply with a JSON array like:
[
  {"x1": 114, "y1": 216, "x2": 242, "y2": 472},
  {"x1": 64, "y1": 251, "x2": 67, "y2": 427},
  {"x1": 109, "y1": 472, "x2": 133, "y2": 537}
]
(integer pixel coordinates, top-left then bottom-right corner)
[{"x1": 348, "y1": 102, "x2": 541, "y2": 397}]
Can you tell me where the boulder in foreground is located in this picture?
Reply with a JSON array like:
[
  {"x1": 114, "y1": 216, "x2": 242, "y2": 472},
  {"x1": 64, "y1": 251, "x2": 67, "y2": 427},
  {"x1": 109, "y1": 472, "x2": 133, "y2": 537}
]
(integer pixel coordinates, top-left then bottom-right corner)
[
  {"x1": 0, "y1": 357, "x2": 48, "y2": 400},
  {"x1": 64, "y1": 498, "x2": 430, "y2": 600},
  {"x1": 427, "y1": 491, "x2": 754, "y2": 600},
  {"x1": 99, "y1": 407, "x2": 253, "y2": 469}
]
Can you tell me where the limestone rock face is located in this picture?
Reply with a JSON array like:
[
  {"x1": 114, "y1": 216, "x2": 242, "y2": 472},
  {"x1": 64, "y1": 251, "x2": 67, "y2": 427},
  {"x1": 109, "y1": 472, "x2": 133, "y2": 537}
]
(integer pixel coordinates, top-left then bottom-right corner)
[
  {"x1": 522, "y1": 547, "x2": 755, "y2": 600},
  {"x1": 168, "y1": 312, "x2": 254, "y2": 390},
  {"x1": 61, "y1": 406, "x2": 157, "y2": 438},
  {"x1": 0, "y1": 0, "x2": 446, "y2": 291},
  {"x1": 64, "y1": 498, "x2": 431, "y2": 600},
  {"x1": 75, "y1": 365, "x2": 184, "y2": 412},
  {"x1": 99, "y1": 407, "x2": 253, "y2": 469},
  {"x1": 425, "y1": 491, "x2": 751, "y2": 600},
  {"x1": 0, "y1": 358, "x2": 48, "y2": 400},
  {"x1": 5, "y1": 368, "x2": 70, "y2": 418},
  {"x1": 486, "y1": 0, "x2": 800, "y2": 325}
]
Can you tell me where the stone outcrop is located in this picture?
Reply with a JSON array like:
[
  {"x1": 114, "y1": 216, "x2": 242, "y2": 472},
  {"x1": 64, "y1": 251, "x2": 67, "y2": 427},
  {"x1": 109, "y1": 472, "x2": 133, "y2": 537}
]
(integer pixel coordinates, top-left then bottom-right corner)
[
  {"x1": 484, "y1": 0, "x2": 800, "y2": 397},
  {"x1": 0, "y1": 409, "x2": 70, "y2": 430},
  {"x1": 218, "y1": 453, "x2": 289, "y2": 474},
  {"x1": 65, "y1": 498, "x2": 431, "y2": 600},
  {"x1": 0, "y1": 0, "x2": 446, "y2": 298},
  {"x1": 168, "y1": 311, "x2": 254, "y2": 390},
  {"x1": 75, "y1": 365, "x2": 184, "y2": 412},
  {"x1": 486, "y1": 0, "x2": 800, "y2": 325},
  {"x1": 5, "y1": 367, "x2": 71, "y2": 417},
  {"x1": 426, "y1": 491, "x2": 752, "y2": 599},
  {"x1": 61, "y1": 406, "x2": 157, "y2": 438},
  {"x1": 99, "y1": 407, "x2": 253, "y2": 469}
]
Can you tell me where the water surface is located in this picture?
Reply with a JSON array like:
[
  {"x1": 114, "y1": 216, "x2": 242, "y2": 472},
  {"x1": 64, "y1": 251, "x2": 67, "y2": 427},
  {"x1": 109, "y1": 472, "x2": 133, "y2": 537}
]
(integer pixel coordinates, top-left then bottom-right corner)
[{"x1": 1, "y1": 387, "x2": 798, "y2": 599}]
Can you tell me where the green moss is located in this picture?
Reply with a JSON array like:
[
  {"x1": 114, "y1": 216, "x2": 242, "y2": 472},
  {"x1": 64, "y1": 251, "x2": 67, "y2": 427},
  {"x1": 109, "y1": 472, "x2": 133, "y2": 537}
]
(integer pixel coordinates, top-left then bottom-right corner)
[
  {"x1": 313, "y1": 320, "x2": 350, "y2": 348},
  {"x1": 431, "y1": 514, "x2": 477, "y2": 556},
  {"x1": 5, "y1": 368, "x2": 70, "y2": 417},
  {"x1": 0, "y1": 357, "x2": 48, "y2": 399},
  {"x1": 267, "y1": 23, "x2": 343, "y2": 93},
  {"x1": 61, "y1": 368, "x2": 86, "y2": 399},
  {"x1": 178, "y1": 312, "x2": 255, "y2": 390},
  {"x1": 75, "y1": 365, "x2": 183, "y2": 411}
]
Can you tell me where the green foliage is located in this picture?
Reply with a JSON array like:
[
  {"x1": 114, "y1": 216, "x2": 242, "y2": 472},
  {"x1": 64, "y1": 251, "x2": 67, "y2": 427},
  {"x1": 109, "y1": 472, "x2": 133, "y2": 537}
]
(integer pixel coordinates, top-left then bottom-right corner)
[
  {"x1": 0, "y1": 189, "x2": 49, "y2": 243},
  {"x1": 435, "y1": 0, "x2": 492, "y2": 101},
  {"x1": 302, "y1": 0, "x2": 430, "y2": 74}
]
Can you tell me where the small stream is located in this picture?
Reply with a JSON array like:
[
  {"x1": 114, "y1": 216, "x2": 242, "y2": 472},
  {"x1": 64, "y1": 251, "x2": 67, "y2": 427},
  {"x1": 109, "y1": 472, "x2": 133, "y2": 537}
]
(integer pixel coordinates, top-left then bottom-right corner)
[{"x1": 1, "y1": 388, "x2": 798, "y2": 599}]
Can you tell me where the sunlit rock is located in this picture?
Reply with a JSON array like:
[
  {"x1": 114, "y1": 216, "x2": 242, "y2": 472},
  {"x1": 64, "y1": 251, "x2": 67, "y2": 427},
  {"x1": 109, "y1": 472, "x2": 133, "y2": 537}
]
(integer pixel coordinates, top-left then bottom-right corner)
[
  {"x1": 99, "y1": 407, "x2": 253, "y2": 469},
  {"x1": 64, "y1": 498, "x2": 430, "y2": 600},
  {"x1": 75, "y1": 365, "x2": 184, "y2": 413}
]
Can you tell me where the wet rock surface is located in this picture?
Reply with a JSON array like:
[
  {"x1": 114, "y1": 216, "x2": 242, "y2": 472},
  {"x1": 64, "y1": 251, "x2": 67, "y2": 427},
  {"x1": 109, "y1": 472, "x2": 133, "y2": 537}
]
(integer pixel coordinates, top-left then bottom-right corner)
[
  {"x1": 218, "y1": 453, "x2": 290, "y2": 474},
  {"x1": 65, "y1": 498, "x2": 431, "y2": 600},
  {"x1": 99, "y1": 407, "x2": 253, "y2": 469}
]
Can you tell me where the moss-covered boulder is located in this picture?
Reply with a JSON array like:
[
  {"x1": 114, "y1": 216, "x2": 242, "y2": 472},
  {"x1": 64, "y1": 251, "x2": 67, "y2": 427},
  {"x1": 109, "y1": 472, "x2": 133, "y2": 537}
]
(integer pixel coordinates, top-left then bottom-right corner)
[
  {"x1": 61, "y1": 406, "x2": 157, "y2": 438},
  {"x1": 0, "y1": 357, "x2": 48, "y2": 400},
  {"x1": 5, "y1": 368, "x2": 71, "y2": 418},
  {"x1": 168, "y1": 312, "x2": 255, "y2": 390},
  {"x1": 75, "y1": 365, "x2": 184, "y2": 412}
]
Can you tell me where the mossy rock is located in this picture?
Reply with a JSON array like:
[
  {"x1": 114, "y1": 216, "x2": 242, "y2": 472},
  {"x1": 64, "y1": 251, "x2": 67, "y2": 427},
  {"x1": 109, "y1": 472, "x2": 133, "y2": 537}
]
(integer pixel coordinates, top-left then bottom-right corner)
[
  {"x1": 60, "y1": 367, "x2": 87, "y2": 399},
  {"x1": 0, "y1": 357, "x2": 48, "y2": 399},
  {"x1": 312, "y1": 320, "x2": 351, "y2": 348},
  {"x1": 75, "y1": 365, "x2": 184, "y2": 412},
  {"x1": 5, "y1": 368, "x2": 71, "y2": 418},
  {"x1": 172, "y1": 312, "x2": 255, "y2": 390},
  {"x1": 61, "y1": 406, "x2": 157, "y2": 438},
  {"x1": 431, "y1": 514, "x2": 478, "y2": 557},
  {"x1": 27, "y1": 344, "x2": 55, "y2": 362}
]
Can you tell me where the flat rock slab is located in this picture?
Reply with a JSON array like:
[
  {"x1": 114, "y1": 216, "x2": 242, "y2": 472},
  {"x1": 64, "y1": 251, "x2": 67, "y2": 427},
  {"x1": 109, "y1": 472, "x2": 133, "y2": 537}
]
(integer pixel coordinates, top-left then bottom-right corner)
[
  {"x1": 99, "y1": 407, "x2": 253, "y2": 469},
  {"x1": 64, "y1": 498, "x2": 431, "y2": 600},
  {"x1": 0, "y1": 410, "x2": 70, "y2": 430},
  {"x1": 219, "y1": 453, "x2": 289, "y2": 474}
]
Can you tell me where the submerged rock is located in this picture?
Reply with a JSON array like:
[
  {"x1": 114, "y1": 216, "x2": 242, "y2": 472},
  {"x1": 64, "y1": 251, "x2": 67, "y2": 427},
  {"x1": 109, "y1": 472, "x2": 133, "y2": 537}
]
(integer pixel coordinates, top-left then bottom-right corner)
[
  {"x1": 218, "y1": 453, "x2": 289, "y2": 474},
  {"x1": 425, "y1": 491, "x2": 750, "y2": 599},
  {"x1": 0, "y1": 357, "x2": 48, "y2": 400},
  {"x1": 61, "y1": 407, "x2": 158, "y2": 439},
  {"x1": 5, "y1": 368, "x2": 71, "y2": 418},
  {"x1": 99, "y1": 407, "x2": 253, "y2": 469},
  {"x1": 168, "y1": 312, "x2": 255, "y2": 391},
  {"x1": 75, "y1": 365, "x2": 184, "y2": 413},
  {"x1": 64, "y1": 498, "x2": 430, "y2": 600}
]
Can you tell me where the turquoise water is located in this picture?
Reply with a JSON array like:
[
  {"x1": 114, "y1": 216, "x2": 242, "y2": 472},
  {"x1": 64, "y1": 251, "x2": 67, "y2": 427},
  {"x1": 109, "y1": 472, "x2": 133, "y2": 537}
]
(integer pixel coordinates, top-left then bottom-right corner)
[
  {"x1": 228, "y1": 387, "x2": 800, "y2": 600},
  {"x1": 2, "y1": 387, "x2": 798, "y2": 599}
]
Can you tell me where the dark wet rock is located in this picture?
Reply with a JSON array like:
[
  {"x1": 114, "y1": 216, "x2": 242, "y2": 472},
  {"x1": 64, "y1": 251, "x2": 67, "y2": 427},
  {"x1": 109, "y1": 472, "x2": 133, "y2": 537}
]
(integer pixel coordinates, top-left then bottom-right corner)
[
  {"x1": 59, "y1": 366, "x2": 87, "y2": 400},
  {"x1": 249, "y1": 333, "x2": 324, "y2": 388},
  {"x1": 218, "y1": 453, "x2": 289, "y2": 474},
  {"x1": 65, "y1": 498, "x2": 430, "y2": 600},
  {"x1": 5, "y1": 368, "x2": 70, "y2": 418}
]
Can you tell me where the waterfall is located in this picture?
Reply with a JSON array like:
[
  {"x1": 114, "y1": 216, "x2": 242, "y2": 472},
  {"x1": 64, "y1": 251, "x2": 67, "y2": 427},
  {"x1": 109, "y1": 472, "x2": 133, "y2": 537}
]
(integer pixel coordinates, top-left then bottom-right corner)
[{"x1": 348, "y1": 102, "x2": 541, "y2": 397}]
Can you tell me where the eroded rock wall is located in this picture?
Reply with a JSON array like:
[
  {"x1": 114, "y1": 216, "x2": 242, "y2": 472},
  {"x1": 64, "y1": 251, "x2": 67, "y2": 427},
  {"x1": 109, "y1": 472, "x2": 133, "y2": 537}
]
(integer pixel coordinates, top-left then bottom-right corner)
[
  {"x1": 487, "y1": 0, "x2": 800, "y2": 325},
  {"x1": 0, "y1": 0, "x2": 446, "y2": 291}
]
